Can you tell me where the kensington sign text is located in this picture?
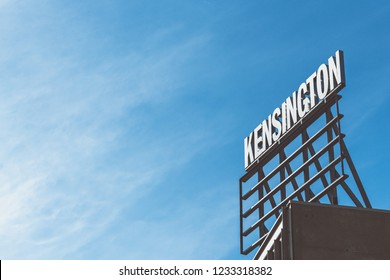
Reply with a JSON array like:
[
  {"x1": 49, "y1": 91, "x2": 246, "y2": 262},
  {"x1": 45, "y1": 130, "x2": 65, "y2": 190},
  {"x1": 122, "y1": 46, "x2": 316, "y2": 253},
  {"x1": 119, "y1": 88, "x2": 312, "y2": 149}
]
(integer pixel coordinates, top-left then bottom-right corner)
[{"x1": 244, "y1": 50, "x2": 345, "y2": 169}]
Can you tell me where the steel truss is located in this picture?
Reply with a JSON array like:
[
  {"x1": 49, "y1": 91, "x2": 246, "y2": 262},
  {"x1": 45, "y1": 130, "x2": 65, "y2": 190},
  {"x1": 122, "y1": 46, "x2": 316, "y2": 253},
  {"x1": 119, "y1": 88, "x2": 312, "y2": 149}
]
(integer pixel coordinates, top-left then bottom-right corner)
[{"x1": 239, "y1": 93, "x2": 371, "y2": 257}]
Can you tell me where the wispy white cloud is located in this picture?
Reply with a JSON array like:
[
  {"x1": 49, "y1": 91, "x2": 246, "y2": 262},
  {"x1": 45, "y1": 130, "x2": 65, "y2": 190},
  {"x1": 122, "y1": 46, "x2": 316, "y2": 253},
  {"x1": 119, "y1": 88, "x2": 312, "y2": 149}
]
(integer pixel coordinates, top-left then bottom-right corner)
[
  {"x1": 73, "y1": 181, "x2": 238, "y2": 260},
  {"x1": 0, "y1": 1, "x2": 234, "y2": 259}
]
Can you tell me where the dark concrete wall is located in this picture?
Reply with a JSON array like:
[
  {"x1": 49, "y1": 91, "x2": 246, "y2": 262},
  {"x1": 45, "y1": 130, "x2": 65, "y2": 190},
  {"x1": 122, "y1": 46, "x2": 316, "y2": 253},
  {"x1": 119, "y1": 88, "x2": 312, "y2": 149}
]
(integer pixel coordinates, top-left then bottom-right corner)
[{"x1": 289, "y1": 202, "x2": 390, "y2": 259}]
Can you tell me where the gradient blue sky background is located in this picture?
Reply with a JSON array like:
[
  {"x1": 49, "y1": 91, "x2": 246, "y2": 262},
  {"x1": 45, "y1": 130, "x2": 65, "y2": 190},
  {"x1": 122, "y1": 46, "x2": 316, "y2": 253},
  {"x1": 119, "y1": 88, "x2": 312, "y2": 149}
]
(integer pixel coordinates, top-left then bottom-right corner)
[{"x1": 0, "y1": 0, "x2": 389, "y2": 259}]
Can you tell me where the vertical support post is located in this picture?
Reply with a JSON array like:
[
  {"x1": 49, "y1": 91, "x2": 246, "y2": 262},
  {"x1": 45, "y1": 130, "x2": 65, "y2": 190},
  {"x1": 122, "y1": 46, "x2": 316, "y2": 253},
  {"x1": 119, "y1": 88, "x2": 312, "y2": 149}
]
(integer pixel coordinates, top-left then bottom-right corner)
[
  {"x1": 279, "y1": 151, "x2": 286, "y2": 201},
  {"x1": 239, "y1": 179, "x2": 244, "y2": 254},
  {"x1": 336, "y1": 98, "x2": 345, "y2": 175},
  {"x1": 258, "y1": 169, "x2": 265, "y2": 237},
  {"x1": 341, "y1": 141, "x2": 372, "y2": 208},
  {"x1": 302, "y1": 130, "x2": 311, "y2": 200},
  {"x1": 326, "y1": 109, "x2": 338, "y2": 205}
]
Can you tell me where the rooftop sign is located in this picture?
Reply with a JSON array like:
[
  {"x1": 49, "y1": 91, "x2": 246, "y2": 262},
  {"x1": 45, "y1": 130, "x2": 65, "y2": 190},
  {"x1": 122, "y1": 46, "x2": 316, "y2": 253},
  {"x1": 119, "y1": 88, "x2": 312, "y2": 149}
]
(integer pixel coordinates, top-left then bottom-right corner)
[{"x1": 244, "y1": 50, "x2": 345, "y2": 169}]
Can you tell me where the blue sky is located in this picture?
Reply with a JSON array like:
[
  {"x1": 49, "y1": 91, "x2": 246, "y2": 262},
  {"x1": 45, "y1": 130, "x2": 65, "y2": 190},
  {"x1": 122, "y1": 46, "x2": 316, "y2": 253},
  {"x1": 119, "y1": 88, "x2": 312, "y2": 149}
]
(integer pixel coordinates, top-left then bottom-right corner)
[{"x1": 0, "y1": 0, "x2": 389, "y2": 260}]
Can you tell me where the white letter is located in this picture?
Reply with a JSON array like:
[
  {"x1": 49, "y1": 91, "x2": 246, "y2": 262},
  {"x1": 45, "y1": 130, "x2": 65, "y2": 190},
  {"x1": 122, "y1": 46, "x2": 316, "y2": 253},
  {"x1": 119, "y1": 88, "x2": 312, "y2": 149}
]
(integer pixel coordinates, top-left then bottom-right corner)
[
  {"x1": 272, "y1": 107, "x2": 282, "y2": 141},
  {"x1": 281, "y1": 102, "x2": 287, "y2": 134},
  {"x1": 316, "y1": 64, "x2": 329, "y2": 99},
  {"x1": 297, "y1": 82, "x2": 310, "y2": 118},
  {"x1": 254, "y1": 123, "x2": 265, "y2": 159},
  {"x1": 262, "y1": 115, "x2": 273, "y2": 151},
  {"x1": 306, "y1": 72, "x2": 317, "y2": 109},
  {"x1": 244, "y1": 133, "x2": 254, "y2": 168},
  {"x1": 285, "y1": 91, "x2": 298, "y2": 130},
  {"x1": 328, "y1": 50, "x2": 345, "y2": 91}
]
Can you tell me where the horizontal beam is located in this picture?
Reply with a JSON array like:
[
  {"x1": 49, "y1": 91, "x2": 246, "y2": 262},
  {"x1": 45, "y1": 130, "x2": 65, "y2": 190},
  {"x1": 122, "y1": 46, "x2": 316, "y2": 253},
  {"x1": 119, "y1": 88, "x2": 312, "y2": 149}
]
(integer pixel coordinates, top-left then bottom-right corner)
[
  {"x1": 309, "y1": 174, "x2": 349, "y2": 203},
  {"x1": 243, "y1": 155, "x2": 343, "y2": 237},
  {"x1": 242, "y1": 115, "x2": 342, "y2": 198},
  {"x1": 242, "y1": 134, "x2": 344, "y2": 219},
  {"x1": 244, "y1": 93, "x2": 342, "y2": 175},
  {"x1": 241, "y1": 235, "x2": 267, "y2": 255}
]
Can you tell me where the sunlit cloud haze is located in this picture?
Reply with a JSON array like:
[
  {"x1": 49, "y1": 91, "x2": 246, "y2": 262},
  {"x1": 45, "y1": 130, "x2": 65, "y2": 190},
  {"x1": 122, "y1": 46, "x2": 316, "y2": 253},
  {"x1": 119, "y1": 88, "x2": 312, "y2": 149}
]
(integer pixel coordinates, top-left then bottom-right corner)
[{"x1": 0, "y1": 0, "x2": 389, "y2": 259}]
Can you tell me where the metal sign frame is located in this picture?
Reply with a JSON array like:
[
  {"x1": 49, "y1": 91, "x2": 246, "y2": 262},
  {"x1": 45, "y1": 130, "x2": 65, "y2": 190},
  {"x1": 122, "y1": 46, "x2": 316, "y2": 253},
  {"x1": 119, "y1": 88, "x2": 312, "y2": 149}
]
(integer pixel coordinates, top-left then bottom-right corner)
[{"x1": 239, "y1": 52, "x2": 371, "y2": 257}]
